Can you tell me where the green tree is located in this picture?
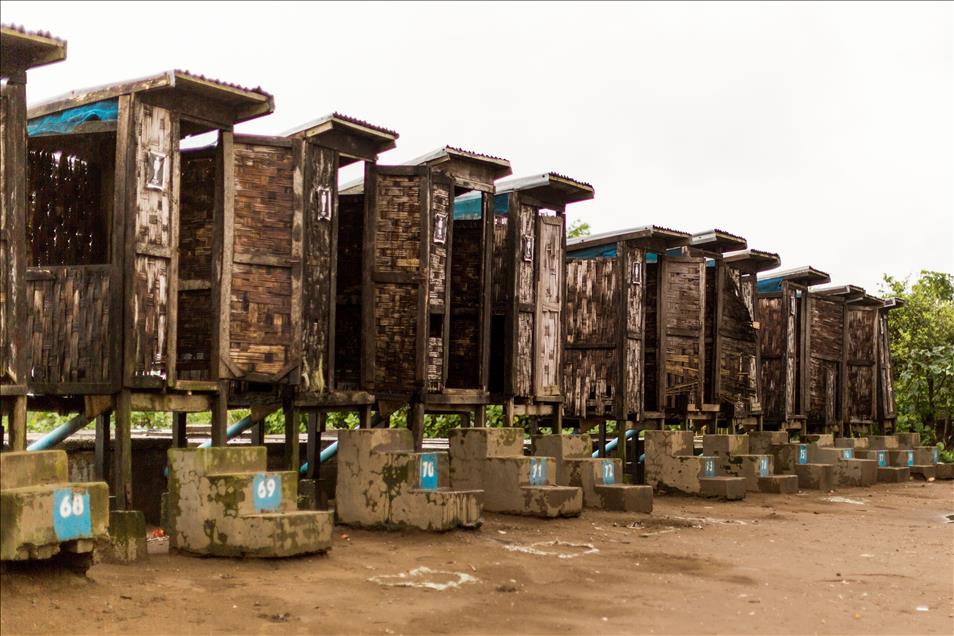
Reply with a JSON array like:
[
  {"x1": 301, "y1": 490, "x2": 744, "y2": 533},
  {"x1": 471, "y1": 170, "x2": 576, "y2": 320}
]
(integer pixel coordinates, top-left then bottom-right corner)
[
  {"x1": 881, "y1": 270, "x2": 954, "y2": 447},
  {"x1": 567, "y1": 219, "x2": 591, "y2": 239}
]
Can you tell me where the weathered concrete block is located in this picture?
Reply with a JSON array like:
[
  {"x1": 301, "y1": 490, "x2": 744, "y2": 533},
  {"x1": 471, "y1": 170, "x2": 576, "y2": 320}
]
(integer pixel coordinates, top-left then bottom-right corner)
[
  {"x1": 532, "y1": 434, "x2": 652, "y2": 513},
  {"x1": 166, "y1": 446, "x2": 332, "y2": 557},
  {"x1": 713, "y1": 453, "x2": 772, "y2": 492},
  {"x1": 803, "y1": 434, "x2": 834, "y2": 446},
  {"x1": 909, "y1": 465, "x2": 936, "y2": 481},
  {"x1": 894, "y1": 432, "x2": 921, "y2": 448},
  {"x1": 757, "y1": 475, "x2": 799, "y2": 494},
  {"x1": 866, "y1": 435, "x2": 900, "y2": 450},
  {"x1": 699, "y1": 476, "x2": 746, "y2": 500},
  {"x1": 336, "y1": 429, "x2": 481, "y2": 531},
  {"x1": 702, "y1": 435, "x2": 750, "y2": 457},
  {"x1": 833, "y1": 459, "x2": 878, "y2": 487},
  {"x1": 449, "y1": 428, "x2": 581, "y2": 518},
  {"x1": 795, "y1": 463, "x2": 835, "y2": 491},
  {"x1": 1, "y1": 451, "x2": 109, "y2": 562},
  {"x1": 935, "y1": 463, "x2": 954, "y2": 480},
  {"x1": 877, "y1": 467, "x2": 910, "y2": 482},
  {"x1": 644, "y1": 430, "x2": 694, "y2": 460},
  {"x1": 747, "y1": 431, "x2": 789, "y2": 455},
  {"x1": 835, "y1": 437, "x2": 869, "y2": 449},
  {"x1": 913, "y1": 447, "x2": 937, "y2": 466},
  {"x1": 103, "y1": 510, "x2": 147, "y2": 563},
  {"x1": 887, "y1": 450, "x2": 915, "y2": 468}
]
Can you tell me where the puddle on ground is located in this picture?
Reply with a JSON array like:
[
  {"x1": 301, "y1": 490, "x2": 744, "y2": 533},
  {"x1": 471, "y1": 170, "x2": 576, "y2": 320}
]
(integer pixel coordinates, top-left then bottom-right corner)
[
  {"x1": 369, "y1": 567, "x2": 478, "y2": 591},
  {"x1": 823, "y1": 496, "x2": 866, "y2": 505},
  {"x1": 502, "y1": 540, "x2": 599, "y2": 559}
]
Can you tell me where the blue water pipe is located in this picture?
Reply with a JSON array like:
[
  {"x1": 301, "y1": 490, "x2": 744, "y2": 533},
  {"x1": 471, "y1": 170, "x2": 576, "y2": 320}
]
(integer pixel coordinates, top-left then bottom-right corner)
[
  {"x1": 27, "y1": 414, "x2": 91, "y2": 451},
  {"x1": 298, "y1": 442, "x2": 338, "y2": 475},
  {"x1": 592, "y1": 428, "x2": 644, "y2": 463}
]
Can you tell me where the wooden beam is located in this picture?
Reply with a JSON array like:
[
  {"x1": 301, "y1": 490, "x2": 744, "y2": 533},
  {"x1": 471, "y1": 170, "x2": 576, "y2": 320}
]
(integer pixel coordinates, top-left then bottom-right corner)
[
  {"x1": 283, "y1": 400, "x2": 300, "y2": 471},
  {"x1": 113, "y1": 390, "x2": 133, "y2": 509},
  {"x1": 172, "y1": 412, "x2": 188, "y2": 448},
  {"x1": 211, "y1": 382, "x2": 229, "y2": 447}
]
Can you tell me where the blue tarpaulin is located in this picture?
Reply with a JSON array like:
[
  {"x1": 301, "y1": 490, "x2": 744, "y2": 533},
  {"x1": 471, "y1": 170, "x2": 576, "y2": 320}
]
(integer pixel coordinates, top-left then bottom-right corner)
[
  {"x1": 453, "y1": 192, "x2": 509, "y2": 219},
  {"x1": 28, "y1": 98, "x2": 119, "y2": 137}
]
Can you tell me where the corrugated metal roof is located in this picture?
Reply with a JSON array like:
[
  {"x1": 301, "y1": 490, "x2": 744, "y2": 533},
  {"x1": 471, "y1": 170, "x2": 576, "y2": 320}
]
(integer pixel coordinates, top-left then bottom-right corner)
[
  {"x1": 722, "y1": 248, "x2": 781, "y2": 273},
  {"x1": 281, "y1": 111, "x2": 398, "y2": 140},
  {"x1": 1, "y1": 23, "x2": 66, "y2": 44},
  {"x1": 690, "y1": 228, "x2": 748, "y2": 253},
  {"x1": 567, "y1": 224, "x2": 691, "y2": 253},
  {"x1": 496, "y1": 172, "x2": 594, "y2": 195},
  {"x1": 405, "y1": 145, "x2": 511, "y2": 170},
  {"x1": 1, "y1": 23, "x2": 67, "y2": 74}
]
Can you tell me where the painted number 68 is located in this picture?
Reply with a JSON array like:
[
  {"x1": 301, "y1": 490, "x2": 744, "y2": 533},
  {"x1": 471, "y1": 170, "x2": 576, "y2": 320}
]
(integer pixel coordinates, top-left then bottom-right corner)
[
  {"x1": 256, "y1": 476, "x2": 277, "y2": 499},
  {"x1": 59, "y1": 492, "x2": 85, "y2": 519}
]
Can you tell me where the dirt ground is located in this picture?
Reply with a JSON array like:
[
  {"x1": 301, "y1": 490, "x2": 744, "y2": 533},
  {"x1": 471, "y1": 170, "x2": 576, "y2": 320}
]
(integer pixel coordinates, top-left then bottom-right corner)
[{"x1": 2, "y1": 480, "x2": 952, "y2": 635}]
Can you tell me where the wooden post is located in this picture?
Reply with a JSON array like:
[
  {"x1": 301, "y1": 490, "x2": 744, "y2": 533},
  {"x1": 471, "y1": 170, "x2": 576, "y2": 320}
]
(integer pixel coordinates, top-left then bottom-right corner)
[
  {"x1": 599, "y1": 420, "x2": 607, "y2": 458},
  {"x1": 284, "y1": 401, "x2": 300, "y2": 472},
  {"x1": 617, "y1": 420, "x2": 628, "y2": 478},
  {"x1": 504, "y1": 399, "x2": 514, "y2": 428},
  {"x1": 530, "y1": 416, "x2": 539, "y2": 436},
  {"x1": 318, "y1": 412, "x2": 328, "y2": 509},
  {"x1": 305, "y1": 412, "x2": 318, "y2": 480},
  {"x1": 474, "y1": 406, "x2": 486, "y2": 428},
  {"x1": 95, "y1": 411, "x2": 111, "y2": 482},
  {"x1": 250, "y1": 419, "x2": 265, "y2": 446},
  {"x1": 172, "y1": 412, "x2": 188, "y2": 448},
  {"x1": 8, "y1": 396, "x2": 27, "y2": 451},
  {"x1": 359, "y1": 405, "x2": 372, "y2": 429},
  {"x1": 211, "y1": 382, "x2": 228, "y2": 447},
  {"x1": 459, "y1": 412, "x2": 471, "y2": 428},
  {"x1": 553, "y1": 406, "x2": 563, "y2": 434},
  {"x1": 114, "y1": 390, "x2": 133, "y2": 510},
  {"x1": 410, "y1": 402, "x2": 425, "y2": 451}
]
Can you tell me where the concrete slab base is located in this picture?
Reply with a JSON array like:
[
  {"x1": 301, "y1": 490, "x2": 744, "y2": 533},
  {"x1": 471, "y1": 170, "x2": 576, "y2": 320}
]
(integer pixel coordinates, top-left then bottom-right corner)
[
  {"x1": 104, "y1": 510, "x2": 147, "y2": 563},
  {"x1": 757, "y1": 475, "x2": 799, "y2": 494},
  {"x1": 935, "y1": 463, "x2": 954, "y2": 480},
  {"x1": 876, "y1": 467, "x2": 910, "y2": 483},
  {"x1": 910, "y1": 465, "x2": 936, "y2": 481},
  {"x1": 795, "y1": 463, "x2": 835, "y2": 491},
  {"x1": 699, "y1": 477, "x2": 746, "y2": 500},
  {"x1": 593, "y1": 484, "x2": 653, "y2": 513}
]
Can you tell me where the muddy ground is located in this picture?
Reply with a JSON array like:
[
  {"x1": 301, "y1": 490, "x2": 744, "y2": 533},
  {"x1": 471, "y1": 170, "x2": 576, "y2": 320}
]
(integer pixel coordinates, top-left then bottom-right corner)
[{"x1": 2, "y1": 480, "x2": 952, "y2": 635}]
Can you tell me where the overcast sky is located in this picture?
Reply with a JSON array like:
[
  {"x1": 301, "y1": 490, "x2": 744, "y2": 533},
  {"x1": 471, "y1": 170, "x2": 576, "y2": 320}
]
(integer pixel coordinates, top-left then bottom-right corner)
[{"x1": 7, "y1": 1, "x2": 952, "y2": 292}]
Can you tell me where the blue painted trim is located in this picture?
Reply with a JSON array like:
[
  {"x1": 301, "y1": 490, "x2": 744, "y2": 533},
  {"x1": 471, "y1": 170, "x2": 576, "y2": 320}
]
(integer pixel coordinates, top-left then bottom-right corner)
[{"x1": 28, "y1": 98, "x2": 119, "y2": 137}]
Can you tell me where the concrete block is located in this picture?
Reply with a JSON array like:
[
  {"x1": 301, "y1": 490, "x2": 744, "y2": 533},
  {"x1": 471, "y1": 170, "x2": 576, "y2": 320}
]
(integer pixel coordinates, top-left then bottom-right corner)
[
  {"x1": 532, "y1": 434, "x2": 653, "y2": 513},
  {"x1": 866, "y1": 435, "x2": 900, "y2": 450},
  {"x1": 713, "y1": 453, "x2": 773, "y2": 492},
  {"x1": 887, "y1": 450, "x2": 915, "y2": 468},
  {"x1": 913, "y1": 447, "x2": 937, "y2": 465},
  {"x1": 935, "y1": 463, "x2": 954, "y2": 480},
  {"x1": 833, "y1": 459, "x2": 878, "y2": 487},
  {"x1": 747, "y1": 431, "x2": 789, "y2": 455},
  {"x1": 1, "y1": 451, "x2": 109, "y2": 562},
  {"x1": 644, "y1": 430, "x2": 694, "y2": 460},
  {"x1": 909, "y1": 465, "x2": 936, "y2": 481},
  {"x1": 835, "y1": 437, "x2": 869, "y2": 449},
  {"x1": 702, "y1": 435, "x2": 750, "y2": 457},
  {"x1": 336, "y1": 429, "x2": 481, "y2": 531},
  {"x1": 757, "y1": 475, "x2": 799, "y2": 494},
  {"x1": 803, "y1": 434, "x2": 835, "y2": 446},
  {"x1": 699, "y1": 476, "x2": 746, "y2": 500},
  {"x1": 894, "y1": 432, "x2": 921, "y2": 448},
  {"x1": 166, "y1": 446, "x2": 332, "y2": 557},
  {"x1": 876, "y1": 467, "x2": 910, "y2": 483},
  {"x1": 795, "y1": 463, "x2": 835, "y2": 490},
  {"x1": 103, "y1": 510, "x2": 147, "y2": 563}
]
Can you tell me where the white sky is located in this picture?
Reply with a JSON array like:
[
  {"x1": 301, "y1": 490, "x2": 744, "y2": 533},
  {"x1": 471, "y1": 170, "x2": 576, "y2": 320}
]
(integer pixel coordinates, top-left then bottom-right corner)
[{"x1": 6, "y1": 1, "x2": 952, "y2": 292}]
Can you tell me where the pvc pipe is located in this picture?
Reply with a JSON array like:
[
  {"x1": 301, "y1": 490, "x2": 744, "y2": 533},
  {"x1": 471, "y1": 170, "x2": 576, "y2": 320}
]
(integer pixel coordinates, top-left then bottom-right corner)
[
  {"x1": 591, "y1": 427, "x2": 640, "y2": 458},
  {"x1": 27, "y1": 414, "x2": 91, "y2": 451},
  {"x1": 298, "y1": 441, "x2": 338, "y2": 475},
  {"x1": 196, "y1": 415, "x2": 256, "y2": 449}
]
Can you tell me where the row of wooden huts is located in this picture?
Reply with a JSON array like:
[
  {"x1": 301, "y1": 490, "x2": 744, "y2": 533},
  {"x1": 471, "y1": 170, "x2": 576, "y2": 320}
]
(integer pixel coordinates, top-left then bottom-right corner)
[{"x1": 1, "y1": 26, "x2": 901, "y2": 509}]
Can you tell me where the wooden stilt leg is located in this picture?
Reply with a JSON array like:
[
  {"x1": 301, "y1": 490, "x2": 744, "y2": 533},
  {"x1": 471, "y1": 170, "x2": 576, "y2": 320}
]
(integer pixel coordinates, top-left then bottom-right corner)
[
  {"x1": 172, "y1": 412, "x2": 188, "y2": 448},
  {"x1": 360, "y1": 405, "x2": 372, "y2": 429},
  {"x1": 318, "y1": 412, "x2": 328, "y2": 509},
  {"x1": 410, "y1": 402, "x2": 425, "y2": 451},
  {"x1": 211, "y1": 382, "x2": 228, "y2": 447},
  {"x1": 553, "y1": 406, "x2": 563, "y2": 434},
  {"x1": 114, "y1": 391, "x2": 133, "y2": 510},
  {"x1": 530, "y1": 416, "x2": 539, "y2": 436},
  {"x1": 250, "y1": 417, "x2": 265, "y2": 446},
  {"x1": 599, "y1": 420, "x2": 607, "y2": 458},
  {"x1": 9, "y1": 395, "x2": 27, "y2": 451},
  {"x1": 284, "y1": 401, "x2": 299, "y2": 472},
  {"x1": 474, "y1": 406, "x2": 486, "y2": 428},
  {"x1": 504, "y1": 398, "x2": 514, "y2": 428},
  {"x1": 306, "y1": 412, "x2": 318, "y2": 480},
  {"x1": 617, "y1": 420, "x2": 628, "y2": 478},
  {"x1": 459, "y1": 412, "x2": 471, "y2": 428},
  {"x1": 95, "y1": 411, "x2": 111, "y2": 483}
]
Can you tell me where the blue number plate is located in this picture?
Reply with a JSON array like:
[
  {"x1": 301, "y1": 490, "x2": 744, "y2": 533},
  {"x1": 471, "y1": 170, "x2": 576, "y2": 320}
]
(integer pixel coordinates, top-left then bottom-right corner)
[
  {"x1": 53, "y1": 488, "x2": 92, "y2": 541},
  {"x1": 798, "y1": 445, "x2": 808, "y2": 465},
  {"x1": 906, "y1": 451, "x2": 914, "y2": 466},
  {"x1": 419, "y1": 453, "x2": 438, "y2": 490},
  {"x1": 252, "y1": 473, "x2": 282, "y2": 512},
  {"x1": 601, "y1": 460, "x2": 616, "y2": 485},
  {"x1": 877, "y1": 451, "x2": 887, "y2": 467},
  {"x1": 529, "y1": 457, "x2": 548, "y2": 485},
  {"x1": 758, "y1": 456, "x2": 770, "y2": 477},
  {"x1": 841, "y1": 449, "x2": 853, "y2": 460},
  {"x1": 703, "y1": 458, "x2": 716, "y2": 477}
]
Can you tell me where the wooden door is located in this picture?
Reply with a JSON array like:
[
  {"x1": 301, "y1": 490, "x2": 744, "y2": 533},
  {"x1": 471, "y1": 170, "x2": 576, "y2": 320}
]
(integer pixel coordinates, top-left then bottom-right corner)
[
  {"x1": 877, "y1": 310, "x2": 896, "y2": 420},
  {"x1": 658, "y1": 255, "x2": 706, "y2": 411},
  {"x1": 533, "y1": 215, "x2": 563, "y2": 398},
  {"x1": 621, "y1": 243, "x2": 644, "y2": 419},
  {"x1": 781, "y1": 281, "x2": 804, "y2": 422},
  {"x1": 806, "y1": 294, "x2": 845, "y2": 428},
  {"x1": 124, "y1": 99, "x2": 178, "y2": 388},
  {"x1": 845, "y1": 305, "x2": 878, "y2": 422}
]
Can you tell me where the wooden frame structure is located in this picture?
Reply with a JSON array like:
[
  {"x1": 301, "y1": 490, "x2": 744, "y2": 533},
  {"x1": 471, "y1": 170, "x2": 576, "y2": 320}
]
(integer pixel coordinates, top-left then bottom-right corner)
[
  {"x1": 690, "y1": 232, "x2": 781, "y2": 430},
  {"x1": 813, "y1": 284, "x2": 902, "y2": 435},
  {"x1": 22, "y1": 70, "x2": 273, "y2": 508},
  {"x1": 755, "y1": 266, "x2": 832, "y2": 432},
  {"x1": 563, "y1": 225, "x2": 693, "y2": 450},
  {"x1": 1, "y1": 25, "x2": 67, "y2": 451},
  {"x1": 342, "y1": 146, "x2": 511, "y2": 447},
  {"x1": 484, "y1": 173, "x2": 594, "y2": 430}
]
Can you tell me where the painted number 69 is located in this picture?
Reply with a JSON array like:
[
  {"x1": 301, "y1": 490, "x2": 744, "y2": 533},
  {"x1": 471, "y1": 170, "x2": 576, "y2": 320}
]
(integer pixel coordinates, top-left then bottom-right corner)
[
  {"x1": 59, "y1": 493, "x2": 85, "y2": 519},
  {"x1": 256, "y1": 477, "x2": 277, "y2": 499}
]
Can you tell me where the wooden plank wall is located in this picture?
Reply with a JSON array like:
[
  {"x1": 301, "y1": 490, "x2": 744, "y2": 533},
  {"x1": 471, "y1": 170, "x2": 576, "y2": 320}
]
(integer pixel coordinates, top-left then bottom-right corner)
[
  {"x1": 845, "y1": 305, "x2": 877, "y2": 421},
  {"x1": 715, "y1": 267, "x2": 759, "y2": 414},
  {"x1": 533, "y1": 216, "x2": 563, "y2": 397},
  {"x1": 660, "y1": 257, "x2": 706, "y2": 410},
  {"x1": 643, "y1": 261, "x2": 659, "y2": 412},
  {"x1": 757, "y1": 294, "x2": 785, "y2": 422},
  {"x1": 176, "y1": 151, "x2": 214, "y2": 380},
  {"x1": 0, "y1": 83, "x2": 19, "y2": 388},
  {"x1": 230, "y1": 140, "x2": 299, "y2": 379},
  {"x1": 126, "y1": 101, "x2": 175, "y2": 385},
  {"x1": 877, "y1": 310, "x2": 896, "y2": 420},
  {"x1": 25, "y1": 265, "x2": 111, "y2": 387},
  {"x1": 807, "y1": 295, "x2": 844, "y2": 427},
  {"x1": 622, "y1": 244, "x2": 643, "y2": 418},
  {"x1": 426, "y1": 181, "x2": 450, "y2": 392},
  {"x1": 514, "y1": 204, "x2": 536, "y2": 396},
  {"x1": 564, "y1": 257, "x2": 620, "y2": 418},
  {"x1": 333, "y1": 193, "x2": 364, "y2": 390},
  {"x1": 371, "y1": 170, "x2": 422, "y2": 390}
]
